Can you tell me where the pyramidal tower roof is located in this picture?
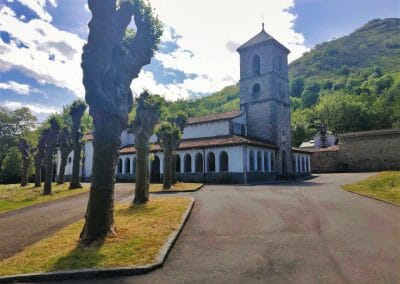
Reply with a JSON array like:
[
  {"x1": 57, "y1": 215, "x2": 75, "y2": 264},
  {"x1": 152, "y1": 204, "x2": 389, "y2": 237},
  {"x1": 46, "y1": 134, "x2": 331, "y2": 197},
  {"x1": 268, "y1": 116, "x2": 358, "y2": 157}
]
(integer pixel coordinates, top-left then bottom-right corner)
[{"x1": 237, "y1": 26, "x2": 290, "y2": 53}]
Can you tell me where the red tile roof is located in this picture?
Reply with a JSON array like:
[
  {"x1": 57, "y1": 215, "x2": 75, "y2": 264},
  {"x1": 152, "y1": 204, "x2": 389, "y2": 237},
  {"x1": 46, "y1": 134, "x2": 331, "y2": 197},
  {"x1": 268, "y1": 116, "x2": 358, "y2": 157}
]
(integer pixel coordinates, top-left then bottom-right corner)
[
  {"x1": 118, "y1": 135, "x2": 277, "y2": 155},
  {"x1": 187, "y1": 110, "x2": 240, "y2": 125}
]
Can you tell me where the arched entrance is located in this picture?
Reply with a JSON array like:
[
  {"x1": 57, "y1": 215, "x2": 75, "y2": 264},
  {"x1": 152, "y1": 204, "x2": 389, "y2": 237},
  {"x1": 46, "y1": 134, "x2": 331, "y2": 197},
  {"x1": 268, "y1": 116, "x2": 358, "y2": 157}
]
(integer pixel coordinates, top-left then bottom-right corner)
[
  {"x1": 151, "y1": 156, "x2": 161, "y2": 183},
  {"x1": 282, "y1": 151, "x2": 288, "y2": 178}
]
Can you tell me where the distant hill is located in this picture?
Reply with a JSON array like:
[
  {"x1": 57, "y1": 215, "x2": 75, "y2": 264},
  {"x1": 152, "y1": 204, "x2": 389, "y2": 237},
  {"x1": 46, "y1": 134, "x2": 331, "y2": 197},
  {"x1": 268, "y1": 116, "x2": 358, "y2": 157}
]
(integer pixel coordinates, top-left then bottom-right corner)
[
  {"x1": 289, "y1": 18, "x2": 400, "y2": 80},
  {"x1": 170, "y1": 18, "x2": 400, "y2": 117}
]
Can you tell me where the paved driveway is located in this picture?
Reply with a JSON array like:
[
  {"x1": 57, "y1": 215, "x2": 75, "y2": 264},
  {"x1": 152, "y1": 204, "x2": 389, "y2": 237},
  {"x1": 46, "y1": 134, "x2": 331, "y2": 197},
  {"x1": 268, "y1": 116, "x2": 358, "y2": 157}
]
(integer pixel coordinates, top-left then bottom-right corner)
[
  {"x1": 0, "y1": 184, "x2": 133, "y2": 260},
  {"x1": 73, "y1": 173, "x2": 400, "y2": 283}
]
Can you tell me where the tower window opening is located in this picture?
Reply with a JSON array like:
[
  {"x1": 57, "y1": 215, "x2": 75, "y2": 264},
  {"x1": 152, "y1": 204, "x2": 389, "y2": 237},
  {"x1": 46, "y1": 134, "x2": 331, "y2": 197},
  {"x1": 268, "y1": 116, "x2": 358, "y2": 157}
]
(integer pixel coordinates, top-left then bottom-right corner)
[
  {"x1": 252, "y1": 83, "x2": 261, "y2": 97},
  {"x1": 252, "y1": 55, "x2": 261, "y2": 76}
]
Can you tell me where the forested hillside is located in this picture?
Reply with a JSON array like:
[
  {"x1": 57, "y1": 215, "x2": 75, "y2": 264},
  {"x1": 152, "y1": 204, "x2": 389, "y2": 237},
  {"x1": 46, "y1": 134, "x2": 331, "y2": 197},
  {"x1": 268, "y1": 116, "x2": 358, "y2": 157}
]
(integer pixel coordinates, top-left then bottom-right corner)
[{"x1": 163, "y1": 18, "x2": 400, "y2": 146}]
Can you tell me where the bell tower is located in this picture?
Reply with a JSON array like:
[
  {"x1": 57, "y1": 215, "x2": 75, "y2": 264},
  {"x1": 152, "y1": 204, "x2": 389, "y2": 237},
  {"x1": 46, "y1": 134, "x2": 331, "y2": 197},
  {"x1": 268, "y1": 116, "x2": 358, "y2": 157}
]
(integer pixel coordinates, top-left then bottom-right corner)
[{"x1": 236, "y1": 26, "x2": 294, "y2": 177}]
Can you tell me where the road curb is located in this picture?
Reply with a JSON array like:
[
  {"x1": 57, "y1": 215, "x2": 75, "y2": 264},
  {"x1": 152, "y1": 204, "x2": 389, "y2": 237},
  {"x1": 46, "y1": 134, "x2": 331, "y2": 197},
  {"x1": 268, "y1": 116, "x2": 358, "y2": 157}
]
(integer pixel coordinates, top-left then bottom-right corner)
[
  {"x1": 0, "y1": 198, "x2": 195, "y2": 283},
  {"x1": 343, "y1": 189, "x2": 399, "y2": 207},
  {"x1": 151, "y1": 184, "x2": 204, "y2": 194}
]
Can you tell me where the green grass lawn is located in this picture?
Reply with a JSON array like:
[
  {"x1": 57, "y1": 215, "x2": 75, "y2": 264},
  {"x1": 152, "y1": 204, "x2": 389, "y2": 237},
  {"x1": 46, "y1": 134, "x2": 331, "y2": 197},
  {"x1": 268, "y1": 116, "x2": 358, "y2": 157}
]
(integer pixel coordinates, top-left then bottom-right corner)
[
  {"x1": 0, "y1": 197, "x2": 192, "y2": 276},
  {"x1": 342, "y1": 171, "x2": 400, "y2": 205},
  {"x1": 149, "y1": 182, "x2": 202, "y2": 193},
  {"x1": 0, "y1": 183, "x2": 89, "y2": 214}
]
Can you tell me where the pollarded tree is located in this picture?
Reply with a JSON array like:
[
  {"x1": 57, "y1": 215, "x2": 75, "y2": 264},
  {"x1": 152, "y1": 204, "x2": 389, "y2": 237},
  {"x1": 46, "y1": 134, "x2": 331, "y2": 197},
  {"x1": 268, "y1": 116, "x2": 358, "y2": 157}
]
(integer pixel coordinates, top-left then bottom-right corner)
[
  {"x1": 34, "y1": 128, "x2": 49, "y2": 188},
  {"x1": 69, "y1": 100, "x2": 87, "y2": 189},
  {"x1": 156, "y1": 122, "x2": 181, "y2": 190},
  {"x1": 168, "y1": 112, "x2": 188, "y2": 184},
  {"x1": 43, "y1": 117, "x2": 61, "y2": 195},
  {"x1": 80, "y1": 0, "x2": 162, "y2": 245},
  {"x1": 18, "y1": 135, "x2": 35, "y2": 187},
  {"x1": 132, "y1": 91, "x2": 162, "y2": 203},
  {"x1": 57, "y1": 127, "x2": 73, "y2": 185}
]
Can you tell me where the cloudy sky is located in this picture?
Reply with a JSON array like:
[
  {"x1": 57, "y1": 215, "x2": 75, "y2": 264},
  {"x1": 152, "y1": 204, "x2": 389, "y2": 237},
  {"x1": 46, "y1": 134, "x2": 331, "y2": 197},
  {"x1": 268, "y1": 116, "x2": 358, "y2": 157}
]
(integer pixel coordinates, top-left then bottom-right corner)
[{"x1": 0, "y1": 0, "x2": 398, "y2": 120}]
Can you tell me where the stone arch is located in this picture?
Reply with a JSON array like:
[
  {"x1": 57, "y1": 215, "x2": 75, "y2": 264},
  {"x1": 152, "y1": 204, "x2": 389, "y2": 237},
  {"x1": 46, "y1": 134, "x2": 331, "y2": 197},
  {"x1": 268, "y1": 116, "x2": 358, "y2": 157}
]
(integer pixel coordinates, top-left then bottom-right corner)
[
  {"x1": 282, "y1": 151, "x2": 288, "y2": 177},
  {"x1": 253, "y1": 54, "x2": 261, "y2": 75},
  {"x1": 195, "y1": 153, "x2": 203, "y2": 172},
  {"x1": 264, "y1": 152, "x2": 269, "y2": 172},
  {"x1": 175, "y1": 154, "x2": 181, "y2": 173},
  {"x1": 252, "y1": 83, "x2": 261, "y2": 97},
  {"x1": 219, "y1": 151, "x2": 229, "y2": 172},
  {"x1": 249, "y1": 150, "x2": 255, "y2": 172},
  {"x1": 297, "y1": 156, "x2": 301, "y2": 172},
  {"x1": 184, "y1": 154, "x2": 192, "y2": 173},
  {"x1": 270, "y1": 152, "x2": 275, "y2": 172},
  {"x1": 125, "y1": 157, "x2": 131, "y2": 174},
  {"x1": 257, "y1": 151, "x2": 262, "y2": 171},
  {"x1": 117, "y1": 158, "x2": 123, "y2": 174},
  {"x1": 151, "y1": 155, "x2": 161, "y2": 182},
  {"x1": 132, "y1": 157, "x2": 136, "y2": 173},
  {"x1": 207, "y1": 152, "x2": 216, "y2": 172}
]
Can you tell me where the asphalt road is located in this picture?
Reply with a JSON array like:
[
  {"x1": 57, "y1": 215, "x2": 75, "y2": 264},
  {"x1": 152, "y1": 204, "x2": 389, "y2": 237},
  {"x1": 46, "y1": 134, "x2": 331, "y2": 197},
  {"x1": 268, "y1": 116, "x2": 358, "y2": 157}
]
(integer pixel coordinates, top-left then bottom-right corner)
[
  {"x1": 68, "y1": 173, "x2": 400, "y2": 284},
  {"x1": 0, "y1": 183, "x2": 134, "y2": 260}
]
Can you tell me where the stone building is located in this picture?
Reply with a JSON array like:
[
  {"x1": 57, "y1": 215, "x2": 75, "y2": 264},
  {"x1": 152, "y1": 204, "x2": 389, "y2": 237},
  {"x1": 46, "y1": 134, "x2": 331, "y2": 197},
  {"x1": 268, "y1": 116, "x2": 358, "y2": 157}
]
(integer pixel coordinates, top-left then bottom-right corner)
[{"x1": 57, "y1": 26, "x2": 311, "y2": 183}]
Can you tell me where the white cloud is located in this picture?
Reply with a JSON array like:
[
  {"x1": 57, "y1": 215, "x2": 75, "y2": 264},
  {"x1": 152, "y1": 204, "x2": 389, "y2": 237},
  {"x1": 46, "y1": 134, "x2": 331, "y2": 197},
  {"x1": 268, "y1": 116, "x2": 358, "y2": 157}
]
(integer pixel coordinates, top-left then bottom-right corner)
[
  {"x1": 16, "y1": 0, "x2": 57, "y2": 22},
  {"x1": 0, "y1": 80, "x2": 40, "y2": 95},
  {"x1": 0, "y1": 4, "x2": 85, "y2": 97},
  {"x1": 130, "y1": 0, "x2": 309, "y2": 100},
  {"x1": 3, "y1": 100, "x2": 60, "y2": 114}
]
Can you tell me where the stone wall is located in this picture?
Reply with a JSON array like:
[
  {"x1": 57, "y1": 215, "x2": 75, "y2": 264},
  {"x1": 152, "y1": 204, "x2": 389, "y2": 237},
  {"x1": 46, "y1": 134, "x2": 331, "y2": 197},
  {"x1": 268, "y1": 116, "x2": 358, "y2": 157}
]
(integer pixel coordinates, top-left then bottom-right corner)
[{"x1": 310, "y1": 129, "x2": 400, "y2": 173}]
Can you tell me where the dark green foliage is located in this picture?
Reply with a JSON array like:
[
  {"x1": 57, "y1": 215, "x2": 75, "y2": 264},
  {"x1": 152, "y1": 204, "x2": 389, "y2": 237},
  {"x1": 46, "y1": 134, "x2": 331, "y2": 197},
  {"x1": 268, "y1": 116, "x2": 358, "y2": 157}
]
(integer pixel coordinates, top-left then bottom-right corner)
[
  {"x1": 290, "y1": 77, "x2": 305, "y2": 98},
  {"x1": 43, "y1": 117, "x2": 61, "y2": 195},
  {"x1": 1, "y1": 147, "x2": 21, "y2": 184}
]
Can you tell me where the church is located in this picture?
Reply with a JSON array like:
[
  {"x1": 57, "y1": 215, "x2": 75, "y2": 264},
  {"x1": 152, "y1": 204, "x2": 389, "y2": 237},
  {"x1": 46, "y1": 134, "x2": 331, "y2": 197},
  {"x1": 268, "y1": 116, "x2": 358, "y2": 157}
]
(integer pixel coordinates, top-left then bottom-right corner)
[{"x1": 57, "y1": 27, "x2": 312, "y2": 184}]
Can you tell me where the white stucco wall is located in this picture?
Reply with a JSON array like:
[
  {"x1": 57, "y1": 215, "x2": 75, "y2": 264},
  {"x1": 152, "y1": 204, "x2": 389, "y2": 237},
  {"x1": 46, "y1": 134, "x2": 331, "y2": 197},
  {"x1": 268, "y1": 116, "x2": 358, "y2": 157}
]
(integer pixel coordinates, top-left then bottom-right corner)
[
  {"x1": 84, "y1": 141, "x2": 93, "y2": 177},
  {"x1": 182, "y1": 120, "x2": 230, "y2": 139}
]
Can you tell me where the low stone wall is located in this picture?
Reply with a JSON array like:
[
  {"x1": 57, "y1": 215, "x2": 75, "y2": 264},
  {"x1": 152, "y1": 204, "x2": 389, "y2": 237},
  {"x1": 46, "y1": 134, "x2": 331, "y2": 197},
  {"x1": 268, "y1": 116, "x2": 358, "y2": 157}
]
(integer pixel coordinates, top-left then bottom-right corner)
[{"x1": 310, "y1": 128, "x2": 400, "y2": 173}]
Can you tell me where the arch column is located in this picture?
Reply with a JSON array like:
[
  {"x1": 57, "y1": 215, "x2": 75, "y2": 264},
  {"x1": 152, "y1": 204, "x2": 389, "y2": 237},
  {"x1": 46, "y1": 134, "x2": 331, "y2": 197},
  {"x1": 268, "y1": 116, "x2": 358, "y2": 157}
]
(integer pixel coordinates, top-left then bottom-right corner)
[
  {"x1": 308, "y1": 157, "x2": 311, "y2": 173},
  {"x1": 268, "y1": 152, "x2": 272, "y2": 172}
]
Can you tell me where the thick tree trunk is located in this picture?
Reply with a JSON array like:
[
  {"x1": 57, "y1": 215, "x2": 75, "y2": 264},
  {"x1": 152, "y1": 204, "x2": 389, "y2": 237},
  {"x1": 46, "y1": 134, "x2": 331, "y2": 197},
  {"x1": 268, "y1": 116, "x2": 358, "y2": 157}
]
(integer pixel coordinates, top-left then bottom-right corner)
[
  {"x1": 134, "y1": 136, "x2": 150, "y2": 204},
  {"x1": 34, "y1": 158, "x2": 42, "y2": 188},
  {"x1": 43, "y1": 159, "x2": 53, "y2": 195},
  {"x1": 163, "y1": 150, "x2": 173, "y2": 190},
  {"x1": 21, "y1": 158, "x2": 29, "y2": 187},
  {"x1": 80, "y1": 120, "x2": 121, "y2": 245},
  {"x1": 69, "y1": 134, "x2": 82, "y2": 189},
  {"x1": 57, "y1": 152, "x2": 68, "y2": 185},
  {"x1": 171, "y1": 154, "x2": 177, "y2": 184}
]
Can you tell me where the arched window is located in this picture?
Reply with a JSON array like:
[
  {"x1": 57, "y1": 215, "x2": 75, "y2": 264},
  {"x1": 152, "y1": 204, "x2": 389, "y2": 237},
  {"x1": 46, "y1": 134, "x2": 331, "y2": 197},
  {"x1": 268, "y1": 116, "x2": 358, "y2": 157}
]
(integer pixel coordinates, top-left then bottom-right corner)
[
  {"x1": 252, "y1": 83, "x2": 261, "y2": 97},
  {"x1": 257, "y1": 151, "x2": 262, "y2": 171},
  {"x1": 253, "y1": 54, "x2": 261, "y2": 75},
  {"x1": 249, "y1": 151, "x2": 255, "y2": 172},
  {"x1": 278, "y1": 56, "x2": 283, "y2": 71},
  {"x1": 132, "y1": 157, "x2": 136, "y2": 173},
  {"x1": 219, "y1": 151, "x2": 229, "y2": 172},
  {"x1": 302, "y1": 156, "x2": 306, "y2": 172},
  {"x1": 305, "y1": 157, "x2": 309, "y2": 172},
  {"x1": 264, "y1": 152, "x2": 269, "y2": 172},
  {"x1": 270, "y1": 152, "x2": 275, "y2": 172},
  {"x1": 175, "y1": 154, "x2": 181, "y2": 173},
  {"x1": 297, "y1": 156, "x2": 301, "y2": 172},
  {"x1": 184, "y1": 154, "x2": 192, "y2": 173},
  {"x1": 195, "y1": 153, "x2": 203, "y2": 172},
  {"x1": 125, "y1": 157, "x2": 130, "y2": 174},
  {"x1": 207, "y1": 152, "x2": 215, "y2": 172},
  {"x1": 117, "y1": 158, "x2": 123, "y2": 174}
]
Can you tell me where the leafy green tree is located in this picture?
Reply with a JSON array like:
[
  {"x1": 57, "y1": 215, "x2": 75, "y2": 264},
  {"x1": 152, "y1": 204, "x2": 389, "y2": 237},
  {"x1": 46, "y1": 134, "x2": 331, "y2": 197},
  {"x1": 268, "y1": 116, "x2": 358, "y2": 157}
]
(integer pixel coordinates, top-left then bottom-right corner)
[
  {"x1": 1, "y1": 147, "x2": 21, "y2": 184},
  {"x1": 43, "y1": 117, "x2": 61, "y2": 195},
  {"x1": 374, "y1": 74, "x2": 394, "y2": 94},
  {"x1": 18, "y1": 133, "x2": 36, "y2": 186},
  {"x1": 156, "y1": 122, "x2": 181, "y2": 190},
  {"x1": 69, "y1": 100, "x2": 87, "y2": 189},
  {"x1": 34, "y1": 127, "x2": 48, "y2": 188},
  {"x1": 131, "y1": 92, "x2": 162, "y2": 203},
  {"x1": 80, "y1": 0, "x2": 162, "y2": 245},
  {"x1": 289, "y1": 77, "x2": 305, "y2": 97}
]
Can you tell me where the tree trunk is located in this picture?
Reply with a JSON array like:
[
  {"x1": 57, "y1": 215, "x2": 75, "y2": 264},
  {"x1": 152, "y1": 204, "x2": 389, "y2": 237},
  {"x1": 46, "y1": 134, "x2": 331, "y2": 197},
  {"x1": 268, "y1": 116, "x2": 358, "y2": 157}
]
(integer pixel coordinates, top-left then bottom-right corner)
[
  {"x1": 43, "y1": 158, "x2": 53, "y2": 195},
  {"x1": 21, "y1": 158, "x2": 29, "y2": 187},
  {"x1": 163, "y1": 150, "x2": 173, "y2": 190},
  {"x1": 57, "y1": 151, "x2": 68, "y2": 185},
  {"x1": 171, "y1": 154, "x2": 177, "y2": 184},
  {"x1": 134, "y1": 136, "x2": 150, "y2": 204},
  {"x1": 69, "y1": 134, "x2": 82, "y2": 189},
  {"x1": 34, "y1": 157, "x2": 42, "y2": 188},
  {"x1": 79, "y1": 120, "x2": 121, "y2": 245}
]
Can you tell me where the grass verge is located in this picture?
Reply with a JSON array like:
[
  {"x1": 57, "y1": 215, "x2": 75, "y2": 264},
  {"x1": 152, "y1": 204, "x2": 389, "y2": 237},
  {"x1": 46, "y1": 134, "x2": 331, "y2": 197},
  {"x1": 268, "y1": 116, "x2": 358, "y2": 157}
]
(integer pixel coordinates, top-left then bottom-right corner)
[
  {"x1": 0, "y1": 183, "x2": 89, "y2": 214},
  {"x1": 342, "y1": 171, "x2": 400, "y2": 205},
  {"x1": 149, "y1": 182, "x2": 202, "y2": 193},
  {"x1": 0, "y1": 197, "x2": 192, "y2": 276}
]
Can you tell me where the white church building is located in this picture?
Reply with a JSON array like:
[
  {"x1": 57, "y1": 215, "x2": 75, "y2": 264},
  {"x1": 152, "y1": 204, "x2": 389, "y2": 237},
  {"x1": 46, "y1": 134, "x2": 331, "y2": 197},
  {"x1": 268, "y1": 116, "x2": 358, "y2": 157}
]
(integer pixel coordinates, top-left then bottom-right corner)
[{"x1": 57, "y1": 27, "x2": 311, "y2": 184}]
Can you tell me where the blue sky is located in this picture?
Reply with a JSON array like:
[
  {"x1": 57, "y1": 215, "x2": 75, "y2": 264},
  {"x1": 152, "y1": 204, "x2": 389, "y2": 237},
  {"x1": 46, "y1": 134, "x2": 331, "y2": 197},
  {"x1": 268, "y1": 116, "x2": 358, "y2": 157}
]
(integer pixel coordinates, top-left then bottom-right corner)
[{"x1": 0, "y1": 0, "x2": 398, "y2": 121}]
